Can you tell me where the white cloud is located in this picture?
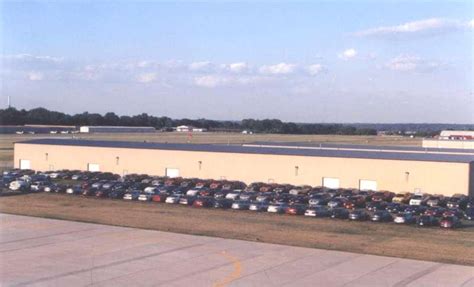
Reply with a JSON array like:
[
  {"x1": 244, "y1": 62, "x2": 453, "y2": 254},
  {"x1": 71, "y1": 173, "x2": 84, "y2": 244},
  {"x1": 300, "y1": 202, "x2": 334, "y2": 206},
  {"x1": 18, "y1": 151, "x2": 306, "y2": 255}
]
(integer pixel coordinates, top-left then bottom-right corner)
[
  {"x1": 356, "y1": 18, "x2": 473, "y2": 37},
  {"x1": 189, "y1": 61, "x2": 213, "y2": 72},
  {"x1": 386, "y1": 55, "x2": 442, "y2": 72},
  {"x1": 259, "y1": 63, "x2": 296, "y2": 75},
  {"x1": 338, "y1": 49, "x2": 357, "y2": 60},
  {"x1": 306, "y1": 64, "x2": 324, "y2": 75},
  {"x1": 3, "y1": 53, "x2": 63, "y2": 63},
  {"x1": 228, "y1": 62, "x2": 248, "y2": 73},
  {"x1": 27, "y1": 71, "x2": 44, "y2": 81},
  {"x1": 386, "y1": 55, "x2": 420, "y2": 71},
  {"x1": 194, "y1": 75, "x2": 228, "y2": 88},
  {"x1": 136, "y1": 73, "x2": 157, "y2": 83}
]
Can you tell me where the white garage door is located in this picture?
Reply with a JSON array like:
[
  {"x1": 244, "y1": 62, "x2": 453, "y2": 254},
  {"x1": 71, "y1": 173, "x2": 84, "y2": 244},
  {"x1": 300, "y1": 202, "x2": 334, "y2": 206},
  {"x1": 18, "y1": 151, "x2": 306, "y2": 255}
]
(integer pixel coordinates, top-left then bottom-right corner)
[
  {"x1": 360, "y1": 180, "x2": 377, "y2": 191},
  {"x1": 87, "y1": 163, "x2": 100, "y2": 172},
  {"x1": 323, "y1": 177, "x2": 340, "y2": 189},
  {"x1": 166, "y1": 168, "x2": 180, "y2": 178},
  {"x1": 19, "y1": 159, "x2": 31, "y2": 170}
]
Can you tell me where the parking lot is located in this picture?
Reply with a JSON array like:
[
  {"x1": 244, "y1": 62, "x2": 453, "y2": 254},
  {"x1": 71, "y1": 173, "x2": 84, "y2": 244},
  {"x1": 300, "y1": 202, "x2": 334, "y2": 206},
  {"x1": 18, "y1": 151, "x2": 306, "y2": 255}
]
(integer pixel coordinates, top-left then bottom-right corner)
[{"x1": 1, "y1": 214, "x2": 473, "y2": 287}]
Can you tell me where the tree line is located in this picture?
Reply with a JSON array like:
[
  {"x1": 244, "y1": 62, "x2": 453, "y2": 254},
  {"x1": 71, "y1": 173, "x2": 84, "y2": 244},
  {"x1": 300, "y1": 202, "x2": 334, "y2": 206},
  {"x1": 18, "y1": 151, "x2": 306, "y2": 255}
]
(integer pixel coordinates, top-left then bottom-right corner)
[{"x1": 0, "y1": 107, "x2": 377, "y2": 135}]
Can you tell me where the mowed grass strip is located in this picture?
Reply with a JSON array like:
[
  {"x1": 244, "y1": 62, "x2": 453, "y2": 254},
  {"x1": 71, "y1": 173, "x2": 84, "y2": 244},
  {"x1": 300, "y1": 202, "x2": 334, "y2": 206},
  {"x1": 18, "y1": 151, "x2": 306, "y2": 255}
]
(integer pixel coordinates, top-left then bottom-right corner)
[{"x1": 1, "y1": 193, "x2": 472, "y2": 266}]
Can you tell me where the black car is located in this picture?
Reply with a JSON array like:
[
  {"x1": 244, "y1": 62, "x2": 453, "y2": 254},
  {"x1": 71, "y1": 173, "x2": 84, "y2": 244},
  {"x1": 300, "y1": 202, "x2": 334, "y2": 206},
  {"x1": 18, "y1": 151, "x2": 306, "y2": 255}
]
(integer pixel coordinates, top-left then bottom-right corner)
[
  {"x1": 108, "y1": 189, "x2": 127, "y2": 199},
  {"x1": 416, "y1": 215, "x2": 439, "y2": 227},
  {"x1": 330, "y1": 208, "x2": 349, "y2": 219},
  {"x1": 386, "y1": 203, "x2": 407, "y2": 214},
  {"x1": 446, "y1": 195, "x2": 468, "y2": 209},
  {"x1": 348, "y1": 210, "x2": 370, "y2": 221},
  {"x1": 371, "y1": 210, "x2": 392, "y2": 222},
  {"x1": 404, "y1": 205, "x2": 427, "y2": 215},
  {"x1": 213, "y1": 198, "x2": 233, "y2": 209},
  {"x1": 464, "y1": 207, "x2": 474, "y2": 220},
  {"x1": 366, "y1": 201, "x2": 388, "y2": 212}
]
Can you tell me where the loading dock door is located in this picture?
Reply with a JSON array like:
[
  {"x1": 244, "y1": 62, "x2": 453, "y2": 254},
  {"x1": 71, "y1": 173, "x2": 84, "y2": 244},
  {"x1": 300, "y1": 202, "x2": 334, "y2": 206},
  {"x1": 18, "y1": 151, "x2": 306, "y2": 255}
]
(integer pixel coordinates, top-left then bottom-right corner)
[
  {"x1": 19, "y1": 160, "x2": 31, "y2": 170},
  {"x1": 87, "y1": 163, "x2": 100, "y2": 172},
  {"x1": 323, "y1": 177, "x2": 340, "y2": 189},
  {"x1": 165, "y1": 168, "x2": 180, "y2": 178},
  {"x1": 359, "y1": 180, "x2": 377, "y2": 191}
]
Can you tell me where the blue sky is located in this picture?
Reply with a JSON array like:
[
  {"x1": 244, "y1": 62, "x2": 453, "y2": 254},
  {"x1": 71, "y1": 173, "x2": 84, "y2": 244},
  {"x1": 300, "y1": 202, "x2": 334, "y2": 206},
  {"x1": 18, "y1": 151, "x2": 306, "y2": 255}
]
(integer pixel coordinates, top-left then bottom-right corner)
[{"x1": 1, "y1": 1, "x2": 473, "y2": 123}]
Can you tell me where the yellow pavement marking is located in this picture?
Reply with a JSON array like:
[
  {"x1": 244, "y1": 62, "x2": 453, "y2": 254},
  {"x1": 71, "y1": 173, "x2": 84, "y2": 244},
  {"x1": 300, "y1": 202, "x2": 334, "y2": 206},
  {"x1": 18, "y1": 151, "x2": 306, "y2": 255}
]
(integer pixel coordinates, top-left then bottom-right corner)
[{"x1": 213, "y1": 251, "x2": 242, "y2": 287}]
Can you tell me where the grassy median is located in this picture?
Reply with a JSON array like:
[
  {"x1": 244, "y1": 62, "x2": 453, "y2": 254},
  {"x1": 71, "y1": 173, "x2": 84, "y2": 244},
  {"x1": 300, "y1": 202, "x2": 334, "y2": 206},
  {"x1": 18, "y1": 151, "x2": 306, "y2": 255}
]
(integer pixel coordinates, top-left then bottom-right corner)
[{"x1": 1, "y1": 193, "x2": 473, "y2": 266}]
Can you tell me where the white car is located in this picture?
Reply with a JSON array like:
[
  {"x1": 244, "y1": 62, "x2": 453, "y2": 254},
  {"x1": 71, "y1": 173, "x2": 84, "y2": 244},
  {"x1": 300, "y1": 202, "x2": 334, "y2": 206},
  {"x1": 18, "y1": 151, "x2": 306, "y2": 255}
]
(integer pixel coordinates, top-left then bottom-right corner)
[
  {"x1": 186, "y1": 189, "x2": 201, "y2": 196},
  {"x1": 267, "y1": 203, "x2": 287, "y2": 213},
  {"x1": 9, "y1": 180, "x2": 29, "y2": 191},
  {"x1": 409, "y1": 194, "x2": 427, "y2": 206},
  {"x1": 138, "y1": 192, "x2": 154, "y2": 201},
  {"x1": 225, "y1": 190, "x2": 241, "y2": 200},
  {"x1": 165, "y1": 195, "x2": 182, "y2": 204},
  {"x1": 143, "y1": 186, "x2": 158, "y2": 193}
]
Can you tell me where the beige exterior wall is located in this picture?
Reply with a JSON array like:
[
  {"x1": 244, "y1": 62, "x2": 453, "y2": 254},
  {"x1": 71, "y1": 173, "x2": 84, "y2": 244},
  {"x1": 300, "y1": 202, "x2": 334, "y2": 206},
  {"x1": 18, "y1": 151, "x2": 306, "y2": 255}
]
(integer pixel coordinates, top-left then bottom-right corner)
[
  {"x1": 14, "y1": 143, "x2": 472, "y2": 196},
  {"x1": 422, "y1": 139, "x2": 474, "y2": 149}
]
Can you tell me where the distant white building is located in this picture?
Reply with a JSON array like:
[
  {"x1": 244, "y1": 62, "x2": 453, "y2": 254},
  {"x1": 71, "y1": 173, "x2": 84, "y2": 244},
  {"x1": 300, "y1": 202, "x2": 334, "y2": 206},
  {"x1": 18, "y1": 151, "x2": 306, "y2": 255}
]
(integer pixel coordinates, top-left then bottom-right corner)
[
  {"x1": 439, "y1": 130, "x2": 474, "y2": 140},
  {"x1": 422, "y1": 130, "x2": 474, "y2": 149},
  {"x1": 79, "y1": 126, "x2": 155, "y2": 133},
  {"x1": 175, "y1": 125, "x2": 206, "y2": 132}
]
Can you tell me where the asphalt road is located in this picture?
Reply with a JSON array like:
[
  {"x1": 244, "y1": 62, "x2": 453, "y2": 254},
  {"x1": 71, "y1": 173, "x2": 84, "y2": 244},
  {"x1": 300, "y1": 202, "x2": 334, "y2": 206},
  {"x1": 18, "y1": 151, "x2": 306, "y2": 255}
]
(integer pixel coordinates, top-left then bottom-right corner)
[{"x1": 1, "y1": 214, "x2": 473, "y2": 287}]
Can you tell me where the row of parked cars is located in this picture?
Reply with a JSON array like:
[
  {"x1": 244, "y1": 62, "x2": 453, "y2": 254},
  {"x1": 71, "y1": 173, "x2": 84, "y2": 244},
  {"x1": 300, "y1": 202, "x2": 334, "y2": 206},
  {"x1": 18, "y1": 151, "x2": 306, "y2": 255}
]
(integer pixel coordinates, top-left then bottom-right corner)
[{"x1": 2, "y1": 169, "x2": 473, "y2": 229}]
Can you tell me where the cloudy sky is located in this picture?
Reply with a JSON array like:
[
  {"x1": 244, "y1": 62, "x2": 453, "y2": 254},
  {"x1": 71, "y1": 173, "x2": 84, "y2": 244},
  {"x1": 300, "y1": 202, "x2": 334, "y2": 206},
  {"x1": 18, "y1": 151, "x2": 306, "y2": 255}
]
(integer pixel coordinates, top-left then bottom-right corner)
[{"x1": 1, "y1": 1, "x2": 473, "y2": 123}]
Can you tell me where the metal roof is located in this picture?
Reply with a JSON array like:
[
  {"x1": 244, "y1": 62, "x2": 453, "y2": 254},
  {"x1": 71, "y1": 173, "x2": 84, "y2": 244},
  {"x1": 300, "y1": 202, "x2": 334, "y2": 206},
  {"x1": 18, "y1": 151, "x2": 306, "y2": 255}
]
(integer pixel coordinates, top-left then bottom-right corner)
[
  {"x1": 17, "y1": 138, "x2": 474, "y2": 163},
  {"x1": 249, "y1": 141, "x2": 474, "y2": 153}
]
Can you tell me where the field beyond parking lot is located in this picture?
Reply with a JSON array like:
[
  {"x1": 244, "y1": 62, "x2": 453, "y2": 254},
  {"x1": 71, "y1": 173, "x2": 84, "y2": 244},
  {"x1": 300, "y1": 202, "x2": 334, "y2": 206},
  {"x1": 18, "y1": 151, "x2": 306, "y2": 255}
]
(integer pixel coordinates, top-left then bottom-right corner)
[{"x1": 1, "y1": 193, "x2": 473, "y2": 266}]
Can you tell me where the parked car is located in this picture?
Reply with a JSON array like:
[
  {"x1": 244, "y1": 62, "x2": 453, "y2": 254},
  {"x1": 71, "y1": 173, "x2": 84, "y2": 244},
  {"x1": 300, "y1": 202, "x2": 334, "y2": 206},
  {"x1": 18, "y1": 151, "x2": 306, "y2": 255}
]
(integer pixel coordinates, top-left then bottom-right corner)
[
  {"x1": 405, "y1": 205, "x2": 427, "y2": 215},
  {"x1": 442, "y1": 209, "x2": 464, "y2": 218},
  {"x1": 123, "y1": 190, "x2": 141, "y2": 200},
  {"x1": 393, "y1": 212, "x2": 416, "y2": 224},
  {"x1": 249, "y1": 201, "x2": 270, "y2": 212},
  {"x1": 179, "y1": 195, "x2": 197, "y2": 206},
  {"x1": 348, "y1": 210, "x2": 370, "y2": 221},
  {"x1": 66, "y1": 185, "x2": 82, "y2": 195},
  {"x1": 366, "y1": 201, "x2": 388, "y2": 212},
  {"x1": 231, "y1": 200, "x2": 251, "y2": 210},
  {"x1": 424, "y1": 207, "x2": 446, "y2": 217},
  {"x1": 426, "y1": 195, "x2": 447, "y2": 207},
  {"x1": 267, "y1": 203, "x2": 288, "y2": 213},
  {"x1": 95, "y1": 189, "x2": 111, "y2": 198},
  {"x1": 304, "y1": 207, "x2": 330, "y2": 217},
  {"x1": 440, "y1": 216, "x2": 462, "y2": 229},
  {"x1": 327, "y1": 197, "x2": 347, "y2": 209},
  {"x1": 9, "y1": 180, "x2": 30, "y2": 191},
  {"x1": 392, "y1": 192, "x2": 411, "y2": 204},
  {"x1": 446, "y1": 194, "x2": 468, "y2": 209},
  {"x1": 409, "y1": 194, "x2": 428, "y2": 206},
  {"x1": 225, "y1": 190, "x2": 242, "y2": 200},
  {"x1": 165, "y1": 194, "x2": 183, "y2": 204},
  {"x1": 213, "y1": 198, "x2": 233, "y2": 209},
  {"x1": 193, "y1": 197, "x2": 215, "y2": 208},
  {"x1": 285, "y1": 204, "x2": 306, "y2": 215},
  {"x1": 151, "y1": 193, "x2": 169, "y2": 203},
  {"x1": 371, "y1": 210, "x2": 393, "y2": 222},
  {"x1": 416, "y1": 215, "x2": 439, "y2": 227},
  {"x1": 464, "y1": 207, "x2": 474, "y2": 220},
  {"x1": 386, "y1": 203, "x2": 407, "y2": 214},
  {"x1": 138, "y1": 192, "x2": 155, "y2": 201},
  {"x1": 330, "y1": 208, "x2": 349, "y2": 219},
  {"x1": 108, "y1": 189, "x2": 126, "y2": 199},
  {"x1": 308, "y1": 194, "x2": 331, "y2": 207}
]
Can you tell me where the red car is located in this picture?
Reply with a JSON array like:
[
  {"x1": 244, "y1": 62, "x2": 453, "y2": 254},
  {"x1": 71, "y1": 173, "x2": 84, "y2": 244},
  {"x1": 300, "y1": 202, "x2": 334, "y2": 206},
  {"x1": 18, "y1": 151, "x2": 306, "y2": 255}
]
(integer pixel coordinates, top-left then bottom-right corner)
[
  {"x1": 152, "y1": 193, "x2": 168, "y2": 203},
  {"x1": 440, "y1": 216, "x2": 462, "y2": 229},
  {"x1": 285, "y1": 204, "x2": 306, "y2": 215},
  {"x1": 192, "y1": 197, "x2": 214, "y2": 208}
]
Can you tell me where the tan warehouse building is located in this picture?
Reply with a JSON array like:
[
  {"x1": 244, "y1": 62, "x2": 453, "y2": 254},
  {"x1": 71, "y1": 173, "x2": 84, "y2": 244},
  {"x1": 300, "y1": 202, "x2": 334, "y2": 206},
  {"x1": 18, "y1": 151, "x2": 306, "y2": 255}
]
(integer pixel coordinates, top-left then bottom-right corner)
[{"x1": 14, "y1": 139, "x2": 474, "y2": 197}]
